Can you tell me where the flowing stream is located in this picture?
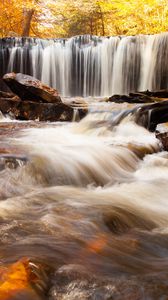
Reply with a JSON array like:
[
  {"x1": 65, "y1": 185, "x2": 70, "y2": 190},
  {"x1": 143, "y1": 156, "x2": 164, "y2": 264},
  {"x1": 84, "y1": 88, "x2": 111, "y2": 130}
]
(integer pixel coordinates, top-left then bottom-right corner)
[
  {"x1": 1, "y1": 33, "x2": 168, "y2": 96},
  {"x1": 0, "y1": 100, "x2": 168, "y2": 299}
]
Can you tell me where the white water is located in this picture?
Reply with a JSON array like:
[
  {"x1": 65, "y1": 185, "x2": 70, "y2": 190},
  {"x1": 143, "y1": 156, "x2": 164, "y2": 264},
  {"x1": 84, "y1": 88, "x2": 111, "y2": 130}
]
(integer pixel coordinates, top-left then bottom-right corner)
[
  {"x1": 1, "y1": 102, "x2": 168, "y2": 298},
  {"x1": 1, "y1": 33, "x2": 168, "y2": 96}
]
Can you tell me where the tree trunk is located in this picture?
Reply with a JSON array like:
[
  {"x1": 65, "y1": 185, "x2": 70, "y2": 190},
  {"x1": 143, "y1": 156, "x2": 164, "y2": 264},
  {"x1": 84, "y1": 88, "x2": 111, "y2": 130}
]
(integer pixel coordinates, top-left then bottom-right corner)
[
  {"x1": 90, "y1": 17, "x2": 93, "y2": 35},
  {"x1": 22, "y1": 8, "x2": 34, "y2": 37},
  {"x1": 98, "y1": 5, "x2": 105, "y2": 36}
]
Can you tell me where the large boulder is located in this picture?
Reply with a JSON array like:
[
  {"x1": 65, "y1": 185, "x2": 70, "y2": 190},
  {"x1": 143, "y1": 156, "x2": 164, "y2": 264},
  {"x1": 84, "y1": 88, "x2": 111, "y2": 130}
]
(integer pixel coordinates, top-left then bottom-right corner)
[{"x1": 3, "y1": 73, "x2": 62, "y2": 103}]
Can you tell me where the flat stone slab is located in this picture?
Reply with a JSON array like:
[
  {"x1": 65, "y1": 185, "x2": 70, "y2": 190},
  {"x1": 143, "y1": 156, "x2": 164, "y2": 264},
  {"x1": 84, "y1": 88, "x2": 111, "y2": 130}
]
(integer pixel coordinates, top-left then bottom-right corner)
[{"x1": 0, "y1": 98, "x2": 73, "y2": 121}]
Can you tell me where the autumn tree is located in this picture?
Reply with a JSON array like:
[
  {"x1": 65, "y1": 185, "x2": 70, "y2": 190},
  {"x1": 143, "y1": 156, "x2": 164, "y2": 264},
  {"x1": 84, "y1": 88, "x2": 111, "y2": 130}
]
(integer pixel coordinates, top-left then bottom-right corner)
[
  {"x1": 0, "y1": 0, "x2": 168, "y2": 38},
  {"x1": 0, "y1": 0, "x2": 44, "y2": 37}
]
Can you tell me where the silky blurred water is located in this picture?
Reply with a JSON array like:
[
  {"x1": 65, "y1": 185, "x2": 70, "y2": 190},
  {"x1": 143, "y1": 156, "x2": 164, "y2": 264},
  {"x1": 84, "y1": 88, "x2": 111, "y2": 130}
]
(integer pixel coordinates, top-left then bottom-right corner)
[
  {"x1": 1, "y1": 33, "x2": 168, "y2": 96},
  {"x1": 0, "y1": 101, "x2": 168, "y2": 299}
]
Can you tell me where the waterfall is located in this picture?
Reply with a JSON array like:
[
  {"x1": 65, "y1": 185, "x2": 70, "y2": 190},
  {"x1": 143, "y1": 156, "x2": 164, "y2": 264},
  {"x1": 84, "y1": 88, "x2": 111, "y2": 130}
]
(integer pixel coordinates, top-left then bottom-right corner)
[{"x1": 1, "y1": 33, "x2": 168, "y2": 96}]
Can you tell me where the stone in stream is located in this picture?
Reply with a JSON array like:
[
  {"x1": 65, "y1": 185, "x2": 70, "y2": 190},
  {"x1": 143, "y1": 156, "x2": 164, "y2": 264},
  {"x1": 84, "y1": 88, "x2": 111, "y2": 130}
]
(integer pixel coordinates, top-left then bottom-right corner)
[
  {"x1": 155, "y1": 130, "x2": 168, "y2": 151},
  {"x1": 135, "y1": 89, "x2": 168, "y2": 98},
  {"x1": 108, "y1": 89, "x2": 168, "y2": 104},
  {"x1": 49, "y1": 264, "x2": 168, "y2": 300},
  {"x1": 134, "y1": 100, "x2": 168, "y2": 131},
  {"x1": 0, "y1": 91, "x2": 20, "y2": 102},
  {"x1": 3, "y1": 72, "x2": 62, "y2": 103},
  {"x1": 0, "y1": 154, "x2": 28, "y2": 171},
  {"x1": 63, "y1": 97, "x2": 88, "y2": 120},
  {"x1": 1, "y1": 73, "x2": 87, "y2": 121},
  {"x1": 108, "y1": 93, "x2": 154, "y2": 104},
  {"x1": 0, "y1": 97, "x2": 74, "y2": 121}
]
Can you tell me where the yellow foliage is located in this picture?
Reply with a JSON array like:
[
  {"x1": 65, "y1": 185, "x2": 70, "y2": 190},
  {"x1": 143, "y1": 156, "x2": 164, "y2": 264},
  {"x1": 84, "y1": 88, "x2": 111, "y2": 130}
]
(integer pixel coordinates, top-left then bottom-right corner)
[{"x1": 0, "y1": 0, "x2": 168, "y2": 38}]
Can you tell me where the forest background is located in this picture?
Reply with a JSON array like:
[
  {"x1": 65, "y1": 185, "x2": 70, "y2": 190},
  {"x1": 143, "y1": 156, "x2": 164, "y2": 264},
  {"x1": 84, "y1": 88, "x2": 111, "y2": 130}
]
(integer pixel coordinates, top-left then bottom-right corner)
[{"x1": 0, "y1": 0, "x2": 168, "y2": 38}]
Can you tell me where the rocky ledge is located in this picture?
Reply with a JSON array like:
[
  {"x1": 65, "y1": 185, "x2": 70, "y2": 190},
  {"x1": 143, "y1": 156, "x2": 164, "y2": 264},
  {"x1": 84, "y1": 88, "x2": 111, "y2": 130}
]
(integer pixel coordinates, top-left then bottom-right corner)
[
  {"x1": 0, "y1": 73, "x2": 88, "y2": 122},
  {"x1": 108, "y1": 90, "x2": 168, "y2": 104}
]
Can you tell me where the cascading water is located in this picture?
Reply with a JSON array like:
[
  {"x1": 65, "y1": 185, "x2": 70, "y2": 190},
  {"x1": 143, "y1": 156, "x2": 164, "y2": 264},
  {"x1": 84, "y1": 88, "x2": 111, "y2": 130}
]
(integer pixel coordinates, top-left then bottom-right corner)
[
  {"x1": 1, "y1": 33, "x2": 168, "y2": 96},
  {"x1": 0, "y1": 98, "x2": 168, "y2": 298},
  {"x1": 1, "y1": 30, "x2": 168, "y2": 298}
]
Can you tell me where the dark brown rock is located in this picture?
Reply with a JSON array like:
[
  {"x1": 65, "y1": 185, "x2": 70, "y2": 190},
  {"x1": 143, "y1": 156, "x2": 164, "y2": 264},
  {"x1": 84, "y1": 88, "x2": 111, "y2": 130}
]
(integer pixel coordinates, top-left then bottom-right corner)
[
  {"x1": 63, "y1": 97, "x2": 88, "y2": 120},
  {"x1": 156, "y1": 131, "x2": 168, "y2": 151},
  {"x1": 18, "y1": 101, "x2": 73, "y2": 121},
  {"x1": 50, "y1": 264, "x2": 168, "y2": 300},
  {"x1": 108, "y1": 89, "x2": 168, "y2": 104},
  {"x1": 109, "y1": 100, "x2": 168, "y2": 132},
  {"x1": 0, "y1": 97, "x2": 20, "y2": 117},
  {"x1": 134, "y1": 89, "x2": 168, "y2": 98},
  {"x1": 3, "y1": 73, "x2": 62, "y2": 103},
  {"x1": 134, "y1": 100, "x2": 168, "y2": 131},
  {"x1": 0, "y1": 91, "x2": 20, "y2": 101},
  {"x1": 108, "y1": 93, "x2": 155, "y2": 104},
  {"x1": 0, "y1": 154, "x2": 28, "y2": 171},
  {"x1": 0, "y1": 98, "x2": 73, "y2": 122}
]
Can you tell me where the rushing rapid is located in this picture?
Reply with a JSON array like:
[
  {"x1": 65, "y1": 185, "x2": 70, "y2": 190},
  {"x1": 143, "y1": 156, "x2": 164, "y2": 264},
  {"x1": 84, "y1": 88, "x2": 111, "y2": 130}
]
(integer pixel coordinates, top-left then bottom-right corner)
[
  {"x1": 1, "y1": 33, "x2": 168, "y2": 96},
  {"x1": 0, "y1": 100, "x2": 168, "y2": 299}
]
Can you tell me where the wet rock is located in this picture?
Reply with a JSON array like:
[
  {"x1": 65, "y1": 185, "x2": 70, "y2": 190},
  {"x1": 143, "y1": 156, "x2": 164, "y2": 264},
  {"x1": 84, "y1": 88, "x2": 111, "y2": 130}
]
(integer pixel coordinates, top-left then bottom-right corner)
[
  {"x1": 108, "y1": 93, "x2": 157, "y2": 104},
  {"x1": 77, "y1": 108, "x2": 88, "y2": 120},
  {"x1": 0, "y1": 79, "x2": 11, "y2": 92},
  {"x1": 134, "y1": 100, "x2": 168, "y2": 131},
  {"x1": 63, "y1": 98, "x2": 88, "y2": 120},
  {"x1": 49, "y1": 264, "x2": 117, "y2": 300},
  {"x1": 3, "y1": 72, "x2": 62, "y2": 103},
  {"x1": 1, "y1": 73, "x2": 84, "y2": 122},
  {"x1": 156, "y1": 131, "x2": 168, "y2": 151},
  {"x1": 103, "y1": 207, "x2": 156, "y2": 235},
  {"x1": 108, "y1": 89, "x2": 168, "y2": 104},
  {"x1": 135, "y1": 89, "x2": 168, "y2": 98},
  {"x1": 0, "y1": 97, "x2": 20, "y2": 117},
  {"x1": 0, "y1": 98, "x2": 73, "y2": 121},
  {"x1": 107, "y1": 98, "x2": 168, "y2": 132},
  {"x1": 0, "y1": 154, "x2": 28, "y2": 171},
  {"x1": 0, "y1": 91, "x2": 20, "y2": 101},
  {"x1": 49, "y1": 264, "x2": 168, "y2": 300},
  {"x1": 17, "y1": 101, "x2": 73, "y2": 121}
]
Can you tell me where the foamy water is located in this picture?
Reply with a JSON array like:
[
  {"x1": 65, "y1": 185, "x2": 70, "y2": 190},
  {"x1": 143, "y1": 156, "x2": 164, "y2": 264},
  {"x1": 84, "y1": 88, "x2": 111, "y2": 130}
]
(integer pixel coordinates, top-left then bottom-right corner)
[{"x1": 0, "y1": 102, "x2": 167, "y2": 299}]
